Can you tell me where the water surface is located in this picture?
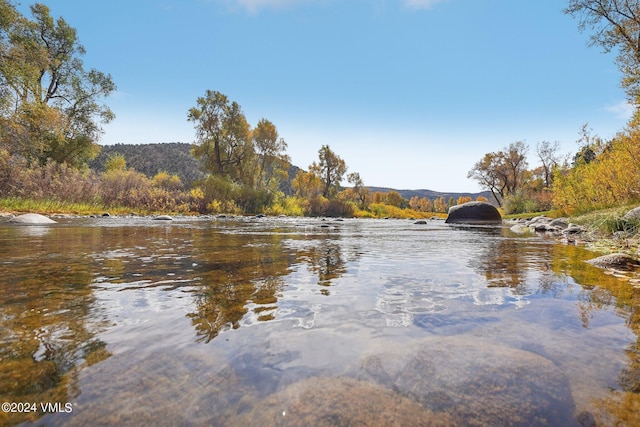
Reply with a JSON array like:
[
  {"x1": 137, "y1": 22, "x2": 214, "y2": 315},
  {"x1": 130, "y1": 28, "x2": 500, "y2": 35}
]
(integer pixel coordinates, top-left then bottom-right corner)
[{"x1": 1, "y1": 216, "x2": 639, "y2": 426}]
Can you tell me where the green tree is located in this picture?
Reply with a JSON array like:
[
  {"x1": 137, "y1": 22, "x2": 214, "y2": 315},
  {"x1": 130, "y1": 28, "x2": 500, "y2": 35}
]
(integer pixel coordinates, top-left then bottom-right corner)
[
  {"x1": 0, "y1": 1, "x2": 115, "y2": 166},
  {"x1": 104, "y1": 152, "x2": 126, "y2": 172},
  {"x1": 565, "y1": 0, "x2": 640, "y2": 101},
  {"x1": 309, "y1": 145, "x2": 347, "y2": 199},
  {"x1": 188, "y1": 90, "x2": 251, "y2": 182},
  {"x1": 252, "y1": 118, "x2": 289, "y2": 191}
]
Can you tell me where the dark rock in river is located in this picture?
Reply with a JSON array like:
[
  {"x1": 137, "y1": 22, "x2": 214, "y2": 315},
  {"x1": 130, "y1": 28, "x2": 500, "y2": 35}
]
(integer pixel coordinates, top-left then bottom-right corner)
[
  {"x1": 445, "y1": 201, "x2": 502, "y2": 225},
  {"x1": 414, "y1": 220, "x2": 427, "y2": 225},
  {"x1": 8, "y1": 213, "x2": 57, "y2": 225},
  {"x1": 586, "y1": 253, "x2": 640, "y2": 271}
]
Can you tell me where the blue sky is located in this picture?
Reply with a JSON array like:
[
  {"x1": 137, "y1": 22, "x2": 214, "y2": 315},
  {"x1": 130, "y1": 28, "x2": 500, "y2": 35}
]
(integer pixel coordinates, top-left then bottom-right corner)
[{"x1": 24, "y1": 0, "x2": 632, "y2": 192}]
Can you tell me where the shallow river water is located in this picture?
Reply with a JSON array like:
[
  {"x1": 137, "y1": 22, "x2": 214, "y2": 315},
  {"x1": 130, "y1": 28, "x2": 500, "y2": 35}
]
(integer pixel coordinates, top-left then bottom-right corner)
[{"x1": 1, "y1": 216, "x2": 639, "y2": 426}]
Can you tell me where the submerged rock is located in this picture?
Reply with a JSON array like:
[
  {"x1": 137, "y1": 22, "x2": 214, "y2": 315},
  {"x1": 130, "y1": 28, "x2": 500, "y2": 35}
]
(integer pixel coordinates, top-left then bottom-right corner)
[
  {"x1": 445, "y1": 201, "x2": 502, "y2": 225},
  {"x1": 391, "y1": 338, "x2": 576, "y2": 426},
  {"x1": 233, "y1": 376, "x2": 455, "y2": 427},
  {"x1": 586, "y1": 253, "x2": 640, "y2": 271},
  {"x1": 8, "y1": 213, "x2": 57, "y2": 225}
]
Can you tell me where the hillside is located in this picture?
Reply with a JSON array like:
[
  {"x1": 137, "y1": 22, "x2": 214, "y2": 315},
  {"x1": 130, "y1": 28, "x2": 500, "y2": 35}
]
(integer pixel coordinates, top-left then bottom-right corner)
[
  {"x1": 91, "y1": 142, "x2": 301, "y2": 194},
  {"x1": 90, "y1": 143, "x2": 206, "y2": 185},
  {"x1": 90, "y1": 143, "x2": 487, "y2": 200}
]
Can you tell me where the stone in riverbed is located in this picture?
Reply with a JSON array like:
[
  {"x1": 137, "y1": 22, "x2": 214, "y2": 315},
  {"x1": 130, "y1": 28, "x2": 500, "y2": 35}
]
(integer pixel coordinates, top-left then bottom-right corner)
[
  {"x1": 586, "y1": 253, "x2": 640, "y2": 271},
  {"x1": 445, "y1": 201, "x2": 502, "y2": 225},
  {"x1": 623, "y1": 205, "x2": 640, "y2": 221},
  {"x1": 389, "y1": 337, "x2": 576, "y2": 426},
  {"x1": 8, "y1": 213, "x2": 57, "y2": 225},
  {"x1": 233, "y1": 376, "x2": 455, "y2": 426},
  {"x1": 153, "y1": 215, "x2": 173, "y2": 221}
]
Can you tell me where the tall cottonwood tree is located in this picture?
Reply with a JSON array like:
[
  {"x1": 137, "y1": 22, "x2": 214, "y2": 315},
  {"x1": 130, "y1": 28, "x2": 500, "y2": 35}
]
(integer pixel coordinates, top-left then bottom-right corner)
[
  {"x1": 252, "y1": 118, "x2": 290, "y2": 191},
  {"x1": 565, "y1": 0, "x2": 640, "y2": 101},
  {"x1": 0, "y1": 1, "x2": 115, "y2": 166},
  {"x1": 188, "y1": 90, "x2": 252, "y2": 182},
  {"x1": 309, "y1": 145, "x2": 347, "y2": 199}
]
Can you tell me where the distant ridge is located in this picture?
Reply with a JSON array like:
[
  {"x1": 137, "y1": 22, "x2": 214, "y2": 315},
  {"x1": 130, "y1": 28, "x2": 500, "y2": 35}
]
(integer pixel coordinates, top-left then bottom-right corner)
[
  {"x1": 367, "y1": 186, "x2": 495, "y2": 205},
  {"x1": 90, "y1": 143, "x2": 490, "y2": 201}
]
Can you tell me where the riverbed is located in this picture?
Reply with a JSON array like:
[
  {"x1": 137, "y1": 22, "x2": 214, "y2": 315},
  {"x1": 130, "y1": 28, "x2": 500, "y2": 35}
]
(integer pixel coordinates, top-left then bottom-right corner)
[{"x1": 1, "y1": 216, "x2": 638, "y2": 426}]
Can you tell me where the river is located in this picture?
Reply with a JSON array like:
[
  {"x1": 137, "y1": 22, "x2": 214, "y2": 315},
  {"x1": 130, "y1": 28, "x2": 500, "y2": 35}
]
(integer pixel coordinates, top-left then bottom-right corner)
[{"x1": 0, "y1": 216, "x2": 638, "y2": 426}]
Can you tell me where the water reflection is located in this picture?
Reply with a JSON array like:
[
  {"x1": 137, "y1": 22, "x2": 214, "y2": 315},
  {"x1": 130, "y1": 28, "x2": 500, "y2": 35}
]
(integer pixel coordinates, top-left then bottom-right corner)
[
  {"x1": 1, "y1": 218, "x2": 639, "y2": 426},
  {"x1": 0, "y1": 226, "x2": 110, "y2": 426}
]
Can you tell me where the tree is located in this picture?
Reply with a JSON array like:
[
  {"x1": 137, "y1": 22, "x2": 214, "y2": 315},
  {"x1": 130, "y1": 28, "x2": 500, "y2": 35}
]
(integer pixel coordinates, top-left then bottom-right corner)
[
  {"x1": 346, "y1": 172, "x2": 369, "y2": 207},
  {"x1": 502, "y1": 141, "x2": 529, "y2": 194},
  {"x1": 565, "y1": 0, "x2": 640, "y2": 100},
  {"x1": 385, "y1": 190, "x2": 404, "y2": 207},
  {"x1": 252, "y1": 118, "x2": 289, "y2": 191},
  {"x1": 468, "y1": 152, "x2": 508, "y2": 205},
  {"x1": 0, "y1": 2, "x2": 115, "y2": 166},
  {"x1": 292, "y1": 170, "x2": 323, "y2": 199},
  {"x1": 536, "y1": 140, "x2": 560, "y2": 188},
  {"x1": 188, "y1": 90, "x2": 251, "y2": 182},
  {"x1": 467, "y1": 141, "x2": 529, "y2": 207},
  {"x1": 309, "y1": 145, "x2": 347, "y2": 199}
]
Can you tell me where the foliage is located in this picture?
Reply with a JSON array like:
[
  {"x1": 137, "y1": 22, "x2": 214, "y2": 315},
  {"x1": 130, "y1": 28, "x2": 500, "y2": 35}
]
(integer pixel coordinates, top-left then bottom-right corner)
[
  {"x1": 309, "y1": 145, "x2": 347, "y2": 199},
  {"x1": 553, "y1": 120, "x2": 640, "y2": 214},
  {"x1": 365, "y1": 203, "x2": 437, "y2": 219},
  {"x1": 188, "y1": 90, "x2": 251, "y2": 179},
  {"x1": 292, "y1": 170, "x2": 324, "y2": 199},
  {"x1": 252, "y1": 118, "x2": 290, "y2": 191},
  {"x1": 0, "y1": 1, "x2": 115, "y2": 167},
  {"x1": 565, "y1": 0, "x2": 640, "y2": 101},
  {"x1": 467, "y1": 141, "x2": 528, "y2": 206}
]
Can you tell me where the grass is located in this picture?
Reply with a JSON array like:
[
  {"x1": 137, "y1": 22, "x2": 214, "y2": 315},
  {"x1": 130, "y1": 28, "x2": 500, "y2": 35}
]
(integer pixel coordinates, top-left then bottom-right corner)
[
  {"x1": 569, "y1": 204, "x2": 640, "y2": 256},
  {"x1": 0, "y1": 197, "x2": 179, "y2": 216}
]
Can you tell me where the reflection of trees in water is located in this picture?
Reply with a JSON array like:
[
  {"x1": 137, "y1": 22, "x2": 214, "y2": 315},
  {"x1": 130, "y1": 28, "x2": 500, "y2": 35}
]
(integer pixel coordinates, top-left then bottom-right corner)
[
  {"x1": 187, "y1": 232, "x2": 295, "y2": 343},
  {"x1": 466, "y1": 227, "x2": 640, "y2": 424},
  {"x1": 187, "y1": 230, "x2": 357, "y2": 341},
  {"x1": 468, "y1": 229, "x2": 560, "y2": 295},
  {"x1": 0, "y1": 227, "x2": 110, "y2": 426},
  {"x1": 299, "y1": 240, "x2": 347, "y2": 293},
  {"x1": 552, "y1": 244, "x2": 640, "y2": 425}
]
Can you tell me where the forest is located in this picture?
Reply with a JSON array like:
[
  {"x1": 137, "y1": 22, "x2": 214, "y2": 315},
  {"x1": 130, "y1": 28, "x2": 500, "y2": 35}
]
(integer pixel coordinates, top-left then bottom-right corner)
[{"x1": 1, "y1": 1, "x2": 639, "y2": 218}]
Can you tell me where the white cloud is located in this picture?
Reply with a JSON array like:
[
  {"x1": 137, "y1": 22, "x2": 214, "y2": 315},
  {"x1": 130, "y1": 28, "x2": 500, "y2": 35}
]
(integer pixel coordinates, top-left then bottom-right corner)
[
  {"x1": 225, "y1": 0, "x2": 448, "y2": 13},
  {"x1": 403, "y1": 0, "x2": 447, "y2": 9},
  {"x1": 605, "y1": 100, "x2": 634, "y2": 120},
  {"x1": 227, "y1": 0, "x2": 316, "y2": 13}
]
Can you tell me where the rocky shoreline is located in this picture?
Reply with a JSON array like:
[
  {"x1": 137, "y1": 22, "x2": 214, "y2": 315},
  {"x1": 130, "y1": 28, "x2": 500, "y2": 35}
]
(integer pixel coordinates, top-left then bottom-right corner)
[
  {"x1": 506, "y1": 208, "x2": 640, "y2": 286},
  {"x1": 3, "y1": 207, "x2": 640, "y2": 284}
]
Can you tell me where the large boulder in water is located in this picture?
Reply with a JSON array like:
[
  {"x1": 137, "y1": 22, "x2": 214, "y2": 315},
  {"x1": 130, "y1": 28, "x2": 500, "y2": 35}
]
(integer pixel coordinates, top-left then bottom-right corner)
[
  {"x1": 445, "y1": 201, "x2": 501, "y2": 225},
  {"x1": 8, "y1": 213, "x2": 57, "y2": 225}
]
